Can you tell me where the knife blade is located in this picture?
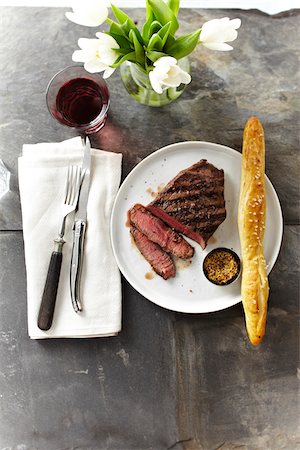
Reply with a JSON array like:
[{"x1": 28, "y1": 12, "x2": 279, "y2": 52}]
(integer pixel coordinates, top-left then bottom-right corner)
[{"x1": 70, "y1": 138, "x2": 91, "y2": 312}]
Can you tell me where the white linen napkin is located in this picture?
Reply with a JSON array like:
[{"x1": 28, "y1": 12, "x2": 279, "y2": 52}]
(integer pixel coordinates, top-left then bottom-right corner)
[{"x1": 18, "y1": 137, "x2": 122, "y2": 339}]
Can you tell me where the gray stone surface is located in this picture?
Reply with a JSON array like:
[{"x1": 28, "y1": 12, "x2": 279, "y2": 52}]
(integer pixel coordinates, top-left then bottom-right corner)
[{"x1": 0, "y1": 6, "x2": 299, "y2": 450}]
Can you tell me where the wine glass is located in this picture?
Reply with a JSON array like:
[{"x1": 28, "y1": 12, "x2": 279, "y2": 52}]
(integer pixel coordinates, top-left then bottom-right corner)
[{"x1": 46, "y1": 64, "x2": 110, "y2": 136}]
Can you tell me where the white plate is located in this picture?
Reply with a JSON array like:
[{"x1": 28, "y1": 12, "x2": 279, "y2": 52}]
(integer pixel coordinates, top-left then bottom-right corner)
[{"x1": 110, "y1": 141, "x2": 283, "y2": 313}]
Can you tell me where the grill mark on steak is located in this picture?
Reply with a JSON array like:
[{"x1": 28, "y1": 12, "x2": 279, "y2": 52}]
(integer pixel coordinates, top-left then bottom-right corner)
[
  {"x1": 172, "y1": 207, "x2": 226, "y2": 222},
  {"x1": 157, "y1": 185, "x2": 224, "y2": 204},
  {"x1": 148, "y1": 160, "x2": 226, "y2": 249},
  {"x1": 159, "y1": 201, "x2": 225, "y2": 216},
  {"x1": 129, "y1": 204, "x2": 194, "y2": 259},
  {"x1": 130, "y1": 226, "x2": 176, "y2": 280}
]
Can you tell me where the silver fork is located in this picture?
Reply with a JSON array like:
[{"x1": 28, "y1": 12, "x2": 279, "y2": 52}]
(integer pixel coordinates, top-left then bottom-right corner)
[{"x1": 37, "y1": 165, "x2": 81, "y2": 331}]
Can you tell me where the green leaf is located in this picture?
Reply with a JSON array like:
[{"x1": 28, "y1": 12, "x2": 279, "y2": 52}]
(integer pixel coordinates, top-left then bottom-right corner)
[
  {"x1": 164, "y1": 33, "x2": 175, "y2": 49},
  {"x1": 109, "y1": 21, "x2": 125, "y2": 36},
  {"x1": 121, "y1": 19, "x2": 132, "y2": 37},
  {"x1": 165, "y1": 28, "x2": 201, "y2": 59},
  {"x1": 148, "y1": 0, "x2": 179, "y2": 35},
  {"x1": 157, "y1": 21, "x2": 172, "y2": 47},
  {"x1": 114, "y1": 47, "x2": 133, "y2": 56},
  {"x1": 110, "y1": 51, "x2": 136, "y2": 68},
  {"x1": 148, "y1": 33, "x2": 164, "y2": 51},
  {"x1": 107, "y1": 24, "x2": 132, "y2": 48},
  {"x1": 142, "y1": 13, "x2": 154, "y2": 41},
  {"x1": 166, "y1": 0, "x2": 180, "y2": 16},
  {"x1": 129, "y1": 29, "x2": 145, "y2": 65},
  {"x1": 145, "y1": 0, "x2": 153, "y2": 20},
  {"x1": 111, "y1": 4, "x2": 135, "y2": 27},
  {"x1": 111, "y1": 4, "x2": 144, "y2": 45},
  {"x1": 146, "y1": 50, "x2": 167, "y2": 62},
  {"x1": 106, "y1": 32, "x2": 131, "y2": 49},
  {"x1": 148, "y1": 20, "x2": 162, "y2": 38}
]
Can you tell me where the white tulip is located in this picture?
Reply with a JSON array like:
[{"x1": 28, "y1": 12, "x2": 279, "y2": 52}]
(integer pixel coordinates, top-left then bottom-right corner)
[
  {"x1": 66, "y1": 0, "x2": 108, "y2": 27},
  {"x1": 149, "y1": 57, "x2": 191, "y2": 94},
  {"x1": 200, "y1": 17, "x2": 241, "y2": 51},
  {"x1": 72, "y1": 33, "x2": 119, "y2": 78}
]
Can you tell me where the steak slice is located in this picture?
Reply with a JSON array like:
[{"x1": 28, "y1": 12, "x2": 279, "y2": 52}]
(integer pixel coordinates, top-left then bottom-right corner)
[
  {"x1": 129, "y1": 204, "x2": 194, "y2": 259},
  {"x1": 130, "y1": 226, "x2": 176, "y2": 279},
  {"x1": 147, "y1": 160, "x2": 226, "y2": 249}
]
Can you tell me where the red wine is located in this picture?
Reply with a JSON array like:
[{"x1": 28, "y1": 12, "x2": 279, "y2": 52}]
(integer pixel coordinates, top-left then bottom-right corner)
[{"x1": 56, "y1": 78, "x2": 108, "y2": 127}]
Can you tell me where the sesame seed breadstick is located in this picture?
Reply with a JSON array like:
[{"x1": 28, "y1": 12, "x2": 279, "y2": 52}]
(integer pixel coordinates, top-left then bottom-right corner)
[{"x1": 238, "y1": 117, "x2": 269, "y2": 346}]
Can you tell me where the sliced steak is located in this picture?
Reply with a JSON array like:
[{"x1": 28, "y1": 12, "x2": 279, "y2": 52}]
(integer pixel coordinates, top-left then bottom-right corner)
[
  {"x1": 129, "y1": 204, "x2": 194, "y2": 259},
  {"x1": 130, "y1": 226, "x2": 176, "y2": 280},
  {"x1": 147, "y1": 160, "x2": 226, "y2": 249}
]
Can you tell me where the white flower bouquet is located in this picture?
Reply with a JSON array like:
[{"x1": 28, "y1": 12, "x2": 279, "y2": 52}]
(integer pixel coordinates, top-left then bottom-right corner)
[{"x1": 66, "y1": 0, "x2": 241, "y2": 106}]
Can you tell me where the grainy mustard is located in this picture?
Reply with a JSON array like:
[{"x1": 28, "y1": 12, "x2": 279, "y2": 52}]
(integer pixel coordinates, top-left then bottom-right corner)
[{"x1": 203, "y1": 248, "x2": 240, "y2": 285}]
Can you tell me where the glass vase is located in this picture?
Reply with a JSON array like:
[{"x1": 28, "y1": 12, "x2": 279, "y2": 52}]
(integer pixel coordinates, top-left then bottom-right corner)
[{"x1": 119, "y1": 58, "x2": 190, "y2": 107}]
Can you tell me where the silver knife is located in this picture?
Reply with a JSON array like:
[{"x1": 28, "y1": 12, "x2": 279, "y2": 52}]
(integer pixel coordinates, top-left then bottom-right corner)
[{"x1": 70, "y1": 137, "x2": 91, "y2": 312}]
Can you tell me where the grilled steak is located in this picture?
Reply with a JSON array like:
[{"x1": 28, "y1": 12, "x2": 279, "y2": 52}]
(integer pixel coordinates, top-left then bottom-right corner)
[
  {"x1": 129, "y1": 204, "x2": 194, "y2": 259},
  {"x1": 130, "y1": 226, "x2": 176, "y2": 280},
  {"x1": 147, "y1": 160, "x2": 226, "y2": 249}
]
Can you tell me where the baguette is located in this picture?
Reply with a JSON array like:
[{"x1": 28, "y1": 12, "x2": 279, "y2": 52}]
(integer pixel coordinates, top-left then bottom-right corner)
[{"x1": 238, "y1": 117, "x2": 269, "y2": 346}]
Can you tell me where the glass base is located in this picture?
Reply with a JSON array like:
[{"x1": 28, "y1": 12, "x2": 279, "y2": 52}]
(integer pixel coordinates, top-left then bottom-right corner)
[{"x1": 120, "y1": 59, "x2": 189, "y2": 107}]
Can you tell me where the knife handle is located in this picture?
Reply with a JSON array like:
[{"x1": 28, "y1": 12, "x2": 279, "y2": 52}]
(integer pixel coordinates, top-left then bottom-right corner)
[
  {"x1": 37, "y1": 248, "x2": 63, "y2": 330},
  {"x1": 70, "y1": 219, "x2": 86, "y2": 313}
]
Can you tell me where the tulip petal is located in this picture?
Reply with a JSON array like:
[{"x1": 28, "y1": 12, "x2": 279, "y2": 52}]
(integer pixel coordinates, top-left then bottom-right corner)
[
  {"x1": 154, "y1": 56, "x2": 177, "y2": 67},
  {"x1": 178, "y1": 69, "x2": 191, "y2": 84},
  {"x1": 72, "y1": 49, "x2": 88, "y2": 62},
  {"x1": 85, "y1": 5, "x2": 108, "y2": 27},
  {"x1": 103, "y1": 67, "x2": 116, "y2": 79},
  {"x1": 78, "y1": 38, "x2": 100, "y2": 50},
  {"x1": 202, "y1": 42, "x2": 233, "y2": 51},
  {"x1": 65, "y1": 12, "x2": 104, "y2": 27},
  {"x1": 84, "y1": 58, "x2": 107, "y2": 73},
  {"x1": 149, "y1": 70, "x2": 164, "y2": 93},
  {"x1": 163, "y1": 77, "x2": 181, "y2": 87},
  {"x1": 65, "y1": 12, "x2": 80, "y2": 25},
  {"x1": 230, "y1": 18, "x2": 241, "y2": 29},
  {"x1": 95, "y1": 32, "x2": 120, "y2": 49},
  {"x1": 66, "y1": 1, "x2": 108, "y2": 26}
]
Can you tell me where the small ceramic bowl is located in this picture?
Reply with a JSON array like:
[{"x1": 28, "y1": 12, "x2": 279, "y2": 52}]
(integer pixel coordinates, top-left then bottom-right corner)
[{"x1": 203, "y1": 247, "x2": 241, "y2": 286}]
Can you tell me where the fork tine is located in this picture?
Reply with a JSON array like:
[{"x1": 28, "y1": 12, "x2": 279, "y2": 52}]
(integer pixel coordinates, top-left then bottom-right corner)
[
  {"x1": 72, "y1": 166, "x2": 77, "y2": 204},
  {"x1": 66, "y1": 166, "x2": 74, "y2": 205},
  {"x1": 69, "y1": 165, "x2": 81, "y2": 206},
  {"x1": 68, "y1": 165, "x2": 74, "y2": 205},
  {"x1": 64, "y1": 166, "x2": 71, "y2": 204},
  {"x1": 70, "y1": 166, "x2": 78, "y2": 205},
  {"x1": 63, "y1": 165, "x2": 81, "y2": 207}
]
